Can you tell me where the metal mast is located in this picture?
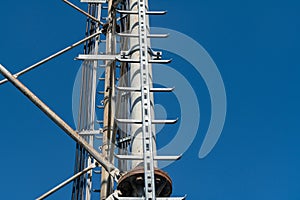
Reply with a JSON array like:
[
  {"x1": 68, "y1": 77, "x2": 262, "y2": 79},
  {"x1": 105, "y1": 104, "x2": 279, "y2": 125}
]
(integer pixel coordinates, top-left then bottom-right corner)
[
  {"x1": 0, "y1": 0, "x2": 186, "y2": 200},
  {"x1": 72, "y1": 2, "x2": 101, "y2": 200}
]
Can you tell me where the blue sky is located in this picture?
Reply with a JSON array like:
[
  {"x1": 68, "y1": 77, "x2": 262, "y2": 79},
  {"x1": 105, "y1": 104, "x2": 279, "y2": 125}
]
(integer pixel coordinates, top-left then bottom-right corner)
[{"x1": 0, "y1": 0, "x2": 300, "y2": 199}]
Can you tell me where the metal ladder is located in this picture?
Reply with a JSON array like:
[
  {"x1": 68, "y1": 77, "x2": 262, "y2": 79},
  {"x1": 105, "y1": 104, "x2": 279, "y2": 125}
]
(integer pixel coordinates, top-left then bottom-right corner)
[
  {"x1": 114, "y1": 0, "x2": 183, "y2": 200},
  {"x1": 69, "y1": 0, "x2": 184, "y2": 199},
  {"x1": 72, "y1": 2, "x2": 104, "y2": 200}
]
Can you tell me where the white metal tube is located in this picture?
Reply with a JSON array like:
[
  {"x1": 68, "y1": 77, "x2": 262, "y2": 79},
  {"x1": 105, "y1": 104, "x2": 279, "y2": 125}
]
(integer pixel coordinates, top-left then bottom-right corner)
[
  {"x1": 62, "y1": 0, "x2": 103, "y2": 25},
  {"x1": 36, "y1": 164, "x2": 96, "y2": 200},
  {"x1": 129, "y1": 0, "x2": 157, "y2": 169},
  {"x1": 101, "y1": 0, "x2": 117, "y2": 198},
  {"x1": 0, "y1": 31, "x2": 101, "y2": 85},
  {"x1": 0, "y1": 64, "x2": 119, "y2": 178}
]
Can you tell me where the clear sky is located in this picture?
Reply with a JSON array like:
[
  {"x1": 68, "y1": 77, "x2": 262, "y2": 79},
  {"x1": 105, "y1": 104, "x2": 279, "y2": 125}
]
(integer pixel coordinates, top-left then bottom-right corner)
[{"x1": 0, "y1": 0, "x2": 299, "y2": 200}]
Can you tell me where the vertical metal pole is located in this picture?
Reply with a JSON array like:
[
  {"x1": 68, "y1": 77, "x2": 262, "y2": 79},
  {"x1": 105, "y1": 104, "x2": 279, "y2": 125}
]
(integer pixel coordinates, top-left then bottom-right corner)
[
  {"x1": 72, "y1": 3, "x2": 102, "y2": 200},
  {"x1": 116, "y1": 0, "x2": 130, "y2": 172},
  {"x1": 128, "y1": 0, "x2": 157, "y2": 198},
  {"x1": 128, "y1": 0, "x2": 142, "y2": 169},
  {"x1": 85, "y1": 4, "x2": 102, "y2": 200},
  {"x1": 0, "y1": 64, "x2": 119, "y2": 177},
  {"x1": 101, "y1": 0, "x2": 117, "y2": 199},
  {"x1": 129, "y1": 0, "x2": 157, "y2": 169}
]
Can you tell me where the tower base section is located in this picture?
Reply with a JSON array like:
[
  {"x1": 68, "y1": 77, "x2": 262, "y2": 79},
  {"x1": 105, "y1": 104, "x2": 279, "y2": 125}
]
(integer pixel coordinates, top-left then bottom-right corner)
[{"x1": 117, "y1": 166, "x2": 172, "y2": 197}]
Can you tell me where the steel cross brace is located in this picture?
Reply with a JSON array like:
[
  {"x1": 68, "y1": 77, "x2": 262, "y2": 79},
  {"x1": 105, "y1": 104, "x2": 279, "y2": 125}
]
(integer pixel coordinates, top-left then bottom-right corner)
[
  {"x1": 36, "y1": 164, "x2": 96, "y2": 200},
  {"x1": 0, "y1": 31, "x2": 102, "y2": 85},
  {"x1": 0, "y1": 64, "x2": 120, "y2": 180}
]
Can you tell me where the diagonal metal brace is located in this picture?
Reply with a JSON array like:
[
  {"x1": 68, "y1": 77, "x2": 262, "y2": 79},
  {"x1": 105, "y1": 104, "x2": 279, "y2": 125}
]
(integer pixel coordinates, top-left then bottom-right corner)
[
  {"x1": 36, "y1": 164, "x2": 96, "y2": 200},
  {"x1": 0, "y1": 64, "x2": 120, "y2": 180},
  {"x1": 62, "y1": 0, "x2": 104, "y2": 25},
  {"x1": 0, "y1": 31, "x2": 102, "y2": 86}
]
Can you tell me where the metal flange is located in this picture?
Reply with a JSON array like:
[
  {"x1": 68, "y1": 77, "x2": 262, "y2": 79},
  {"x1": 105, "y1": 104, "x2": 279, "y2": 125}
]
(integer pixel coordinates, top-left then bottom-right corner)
[{"x1": 117, "y1": 166, "x2": 172, "y2": 197}]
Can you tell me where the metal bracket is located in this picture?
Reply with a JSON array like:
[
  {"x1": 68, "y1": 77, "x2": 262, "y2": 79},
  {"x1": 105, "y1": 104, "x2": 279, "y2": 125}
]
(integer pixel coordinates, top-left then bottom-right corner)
[
  {"x1": 78, "y1": 130, "x2": 102, "y2": 135},
  {"x1": 116, "y1": 57, "x2": 172, "y2": 64},
  {"x1": 115, "y1": 118, "x2": 178, "y2": 124},
  {"x1": 0, "y1": 64, "x2": 120, "y2": 180},
  {"x1": 115, "y1": 154, "x2": 182, "y2": 161},
  {"x1": 117, "y1": 33, "x2": 169, "y2": 38},
  {"x1": 119, "y1": 45, "x2": 162, "y2": 58},
  {"x1": 36, "y1": 164, "x2": 96, "y2": 200},
  {"x1": 0, "y1": 32, "x2": 102, "y2": 86},
  {"x1": 63, "y1": 0, "x2": 104, "y2": 24},
  {"x1": 116, "y1": 86, "x2": 175, "y2": 92},
  {"x1": 76, "y1": 54, "x2": 118, "y2": 60},
  {"x1": 117, "y1": 136, "x2": 132, "y2": 146},
  {"x1": 116, "y1": 9, "x2": 167, "y2": 15}
]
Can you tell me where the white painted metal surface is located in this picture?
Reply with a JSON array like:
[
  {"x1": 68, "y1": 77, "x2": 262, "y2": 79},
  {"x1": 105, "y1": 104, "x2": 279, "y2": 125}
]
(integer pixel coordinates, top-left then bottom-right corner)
[{"x1": 1, "y1": 1, "x2": 185, "y2": 199}]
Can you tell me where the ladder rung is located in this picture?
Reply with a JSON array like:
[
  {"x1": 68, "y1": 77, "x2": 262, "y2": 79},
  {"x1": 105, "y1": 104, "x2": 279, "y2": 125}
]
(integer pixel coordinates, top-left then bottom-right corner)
[
  {"x1": 75, "y1": 54, "x2": 117, "y2": 61},
  {"x1": 98, "y1": 91, "x2": 105, "y2": 94},
  {"x1": 115, "y1": 119, "x2": 141, "y2": 124},
  {"x1": 116, "y1": 10, "x2": 167, "y2": 15},
  {"x1": 115, "y1": 118, "x2": 178, "y2": 124},
  {"x1": 116, "y1": 57, "x2": 139, "y2": 63},
  {"x1": 153, "y1": 119, "x2": 178, "y2": 124},
  {"x1": 155, "y1": 155, "x2": 182, "y2": 160},
  {"x1": 148, "y1": 33, "x2": 169, "y2": 38},
  {"x1": 78, "y1": 130, "x2": 101, "y2": 135},
  {"x1": 98, "y1": 77, "x2": 105, "y2": 81},
  {"x1": 116, "y1": 86, "x2": 174, "y2": 92},
  {"x1": 96, "y1": 105, "x2": 104, "y2": 109},
  {"x1": 151, "y1": 87, "x2": 175, "y2": 92},
  {"x1": 96, "y1": 120, "x2": 103, "y2": 124},
  {"x1": 117, "y1": 33, "x2": 169, "y2": 38},
  {"x1": 116, "y1": 9, "x2": 138, "y2": 15},
  {"x1": 117, "y1": 57, "x2": 172, "y2": 64},
  {"x1": 147, "y1": 11, "x2": 168, "y2": 15},
  {"x1": 115, "y1": 154, "x2": 182, "y2": 161},
  {"x1": 116, "y1": 86, "x2": 140, "y2": 92},
  {"x1": 149, "y1": 59, "x2": 172, "y2": 64}
]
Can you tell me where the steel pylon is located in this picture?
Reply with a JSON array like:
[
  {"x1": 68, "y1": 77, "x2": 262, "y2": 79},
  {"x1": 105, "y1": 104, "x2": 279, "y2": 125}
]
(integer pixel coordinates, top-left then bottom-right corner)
[{"x1": 0, "y1": 1, "x2": 185, "y2": 200}]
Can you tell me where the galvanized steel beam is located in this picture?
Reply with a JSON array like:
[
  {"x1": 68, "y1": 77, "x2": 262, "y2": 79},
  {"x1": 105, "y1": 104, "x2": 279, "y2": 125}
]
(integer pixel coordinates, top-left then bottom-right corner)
[
  {"x1": 0, "y1": 32, "x2": 102, "y2": 85},
  {"x1": 36, "y1": 164, "x2": 96, "y2": 200},
  {"x1": 0, "y1": 64, "x2": 120, "y2": 179}
]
